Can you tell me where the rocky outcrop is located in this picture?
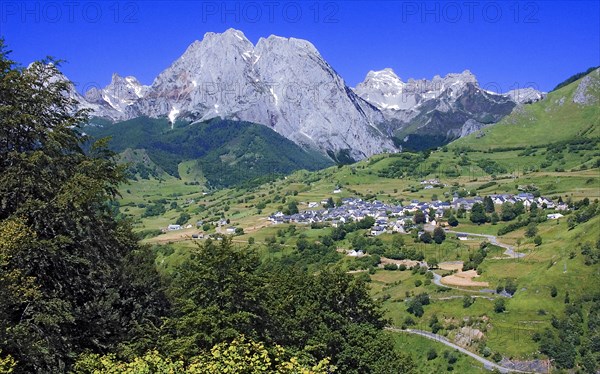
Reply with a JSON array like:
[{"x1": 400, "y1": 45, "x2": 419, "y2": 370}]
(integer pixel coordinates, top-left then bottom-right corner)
[
  {"x1": 573, "y1": 68, "x2": 600, "y2": 105},
  {"x1": 81, "y1": 29, "x2": 395, "y2": 160},
  {"x1": 353, "y1": 69, "x2": 526, "y2": 149}
]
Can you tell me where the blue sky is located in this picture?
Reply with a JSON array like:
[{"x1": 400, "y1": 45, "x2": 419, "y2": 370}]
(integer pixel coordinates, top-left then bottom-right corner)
[{"x1": 1, "y1": 1, "x2": 598, "y2": 93}]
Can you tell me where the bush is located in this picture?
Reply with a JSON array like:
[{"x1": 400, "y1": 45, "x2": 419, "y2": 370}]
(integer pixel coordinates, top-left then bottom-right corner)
[
  {"x1": 175, "y1": 212, "x2": 191, "y2": 226},
  {"x1": 463, "y1": 296, "x2": 474, "y2": 308},
  {"x1": 427, "y1": 348, "x2": 438, "y2": 360},
  {"x1": 494, "y1": 299, "x2": 506, "y2": 313}
]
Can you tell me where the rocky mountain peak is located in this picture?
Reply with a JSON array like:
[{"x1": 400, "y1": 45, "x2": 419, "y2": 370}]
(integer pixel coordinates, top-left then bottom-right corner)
[
  {"x1": 80, "y1": 29, "x2": 394, "y2": 160},
  {"x1": 72, "y1": 29, "x2": 550, "y2": 158},
  {"x1": 354, "y1": 68, "x2": 407, "y2": 110}
]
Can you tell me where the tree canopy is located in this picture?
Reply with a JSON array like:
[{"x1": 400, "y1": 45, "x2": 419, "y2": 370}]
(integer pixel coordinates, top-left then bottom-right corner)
[{"x1": 0, "y1": 40, "x2": 168, "y2": 373}]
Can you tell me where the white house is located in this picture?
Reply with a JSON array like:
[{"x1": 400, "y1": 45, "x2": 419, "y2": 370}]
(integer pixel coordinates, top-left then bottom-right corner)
[
  {"x1": 167, "y1": 224, "x2": 182, "y2": 231},
  {"x1": 347, "y1": 249, "x2": 365, "y2": 257},
  {"x1": 370, "y1": 226, "x2": 385, "y2": 236},
  {"x1": 547, "y1": 213, "x2": 564, "y2": 220}
]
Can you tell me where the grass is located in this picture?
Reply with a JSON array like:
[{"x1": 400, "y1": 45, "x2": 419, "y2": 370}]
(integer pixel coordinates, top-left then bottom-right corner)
[
  {"x1": 389, "y1": 332, "x2": 487, "y2": 373},
  {"x1": 451, "y1": 70, "x2": 600, "y2": 150},
  {"x1": 111, "y1": 112, "x2": 599, "y2": 365}
]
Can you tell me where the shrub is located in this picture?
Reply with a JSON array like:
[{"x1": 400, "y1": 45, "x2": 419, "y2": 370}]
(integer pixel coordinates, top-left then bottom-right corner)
[{"x1": 494, "y1": 299, "x2": 506, "y2": 313}]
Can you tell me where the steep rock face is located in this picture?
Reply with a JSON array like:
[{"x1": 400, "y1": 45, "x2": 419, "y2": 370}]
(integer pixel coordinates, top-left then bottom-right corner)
[
  {"x1": 353, "y1": 69, "x2": 531, "y2": 149},
  {"x1": 84, "y1": 73, "x2": 149, "y2": 120},
  {"x1": 573, "y1": 68, "x2": 600, "y2": 105},
  {"x1": 85, "y1": 29, "x2": 395, "y2": 160},
  {"x1": 505, "y1": 88, "x2": 546, "y2": 104},
  {"x1": 354, "y1": 68, "x2": 411, "y2": 110}
]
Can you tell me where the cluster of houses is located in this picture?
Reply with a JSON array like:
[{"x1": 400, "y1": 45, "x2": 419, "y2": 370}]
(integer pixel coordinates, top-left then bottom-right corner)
[
  {"x1": 487, "y1": 193, "x2": 568, "y2": 210},
  {"x1": 268, "y1": 193, "x2": 566, "y2": 236},
  {"x1": 269, "y1": 197, "x2": 450, "y2": 236}
]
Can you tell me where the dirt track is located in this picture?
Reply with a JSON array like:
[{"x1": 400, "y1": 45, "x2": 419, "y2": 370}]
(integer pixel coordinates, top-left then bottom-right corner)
[{"x1": 441, "y1": 269, "x2": 489, "y2": 287}]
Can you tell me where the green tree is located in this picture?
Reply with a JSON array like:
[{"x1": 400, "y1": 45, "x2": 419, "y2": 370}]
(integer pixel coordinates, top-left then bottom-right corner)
[
  {"x1": 0, "y1": 43, "x2": 167, "y2": 372},
  {"x1": 500, "y1": 202, "x2": 516, "y2": 221},
  {"x1": 287, "y1": 200, "x2": 299, "y2": 215},
  {"x1": 447, "y1": 215, "x2": 459, "y2": 227},
  {"x1": 162, "y1": 237, "x2": 267, "y2": 357},
  {"x1": 525, "y1": 222, "x2": 538, "y2": 238},
  {"x1": 513, "y1": 201, "x2": 525, "y2": 216},
  {"x1": 325, "y1": 197, "x2": 335, "y2": 209},
  {"x1": 75, "y1": 337, "x2": 334, "y2": 374},
  {"x1": 433, "y1": 226, "x2": 446, "y2": 244},
  {"x1": 176, "y1": 212, "x2": 191, "y2": 225},
  {"x1": 262, "y1": 267, "x2": 413, "y2": 373},
  {"x1": 534, "y1": 235, "x2": 543, "y2": 246},
  {"x1": 407, "y1": 299, "x2": 424, "y2": 317},
  {"x1": 494, "y1": 299, "x2": 506, "y2": 313},
  {"x1": 420, "y1": 232, "x2": 432, "y2": 244},
  {"x1": 414, "y1": 211, "x2": 426, "y2": 224},
  {"x1": 331, "y1": 226, "x2": 347, "y2": 241},
  {"x1": 463, "y1": 295, "x2": 474, "y2": 308},
  {"x1": 529, "y1": 202, "x2": 539, "y2": 216},
  {"x1": 470, "y1": 203, "x2": 488, "y2": 224},
  {"x1": 356, "y1": 216, "x2": 375, "y2": 229},
  {"x1": 483, "y1": 196, "x2": 495, "y2": 213},
  {"x1": 490, "y1": 212, "x2": 500, "y2": 225}
]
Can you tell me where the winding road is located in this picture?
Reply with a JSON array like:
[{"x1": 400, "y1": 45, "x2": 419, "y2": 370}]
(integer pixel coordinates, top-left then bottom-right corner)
[
  {"x1": 445, "y1": 230, "x2": 526, "y2": 259},
  {"x1": 385, "y1": 327, "x2": 534, "y2": 373}
]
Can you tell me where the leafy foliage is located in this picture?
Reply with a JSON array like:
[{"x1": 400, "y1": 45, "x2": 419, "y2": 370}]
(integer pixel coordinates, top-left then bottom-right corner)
[
  {"x1": 0, "y1": 42, "x2": 168, "y2": 373},
  {"x1": 84, "y1": 117, "x2": 332, "y2": 188},
  {"x1": 75, "y1": 336, "x2": 334, "y2": 374}
]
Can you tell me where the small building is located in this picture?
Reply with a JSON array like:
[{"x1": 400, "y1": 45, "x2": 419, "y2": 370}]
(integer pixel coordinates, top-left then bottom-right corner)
[
  {"x1": 347, "y1": 249, "x2": 365, "y2": 257},
  {"x1": 226, "y1": 227, "x2": 237, "y2": 234},
  {"x1": 457, "y1": 233, "x2": 468, "y2": 241},
  {"x1": 370, "y1": 226, "x2": 385, "y2": 236},
  {"x1": 167, "y1": 224, "x2": 182, "y2": 231},
  {"x1": 547, "y1": 213, "x2": 564, "y2": 220}
]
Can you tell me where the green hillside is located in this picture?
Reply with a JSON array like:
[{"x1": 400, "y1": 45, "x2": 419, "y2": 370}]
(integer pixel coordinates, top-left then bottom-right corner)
[
  {"x1": 83, "y1": 68, "x2": 600, "y2": 373},
  {"x1": 452, "y1": 68, "x2": 599, "y2": 150},
  {"x1": 84, "y1": 117, "x2": 332, "y2": 188},
  {"x1": 119, "y1": 139, "x2": 599, "y2": 372}
]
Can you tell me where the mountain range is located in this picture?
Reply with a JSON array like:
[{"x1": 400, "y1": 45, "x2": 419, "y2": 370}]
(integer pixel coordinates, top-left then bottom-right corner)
[{"x1": 73, "y1": 29, "x2": 547, "y2": 160}]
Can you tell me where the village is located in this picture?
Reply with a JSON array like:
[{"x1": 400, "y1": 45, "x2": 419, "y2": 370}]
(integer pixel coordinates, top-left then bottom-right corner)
[{"x1": 266, "y1": 192, "x2": 568, "y2": 236}]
